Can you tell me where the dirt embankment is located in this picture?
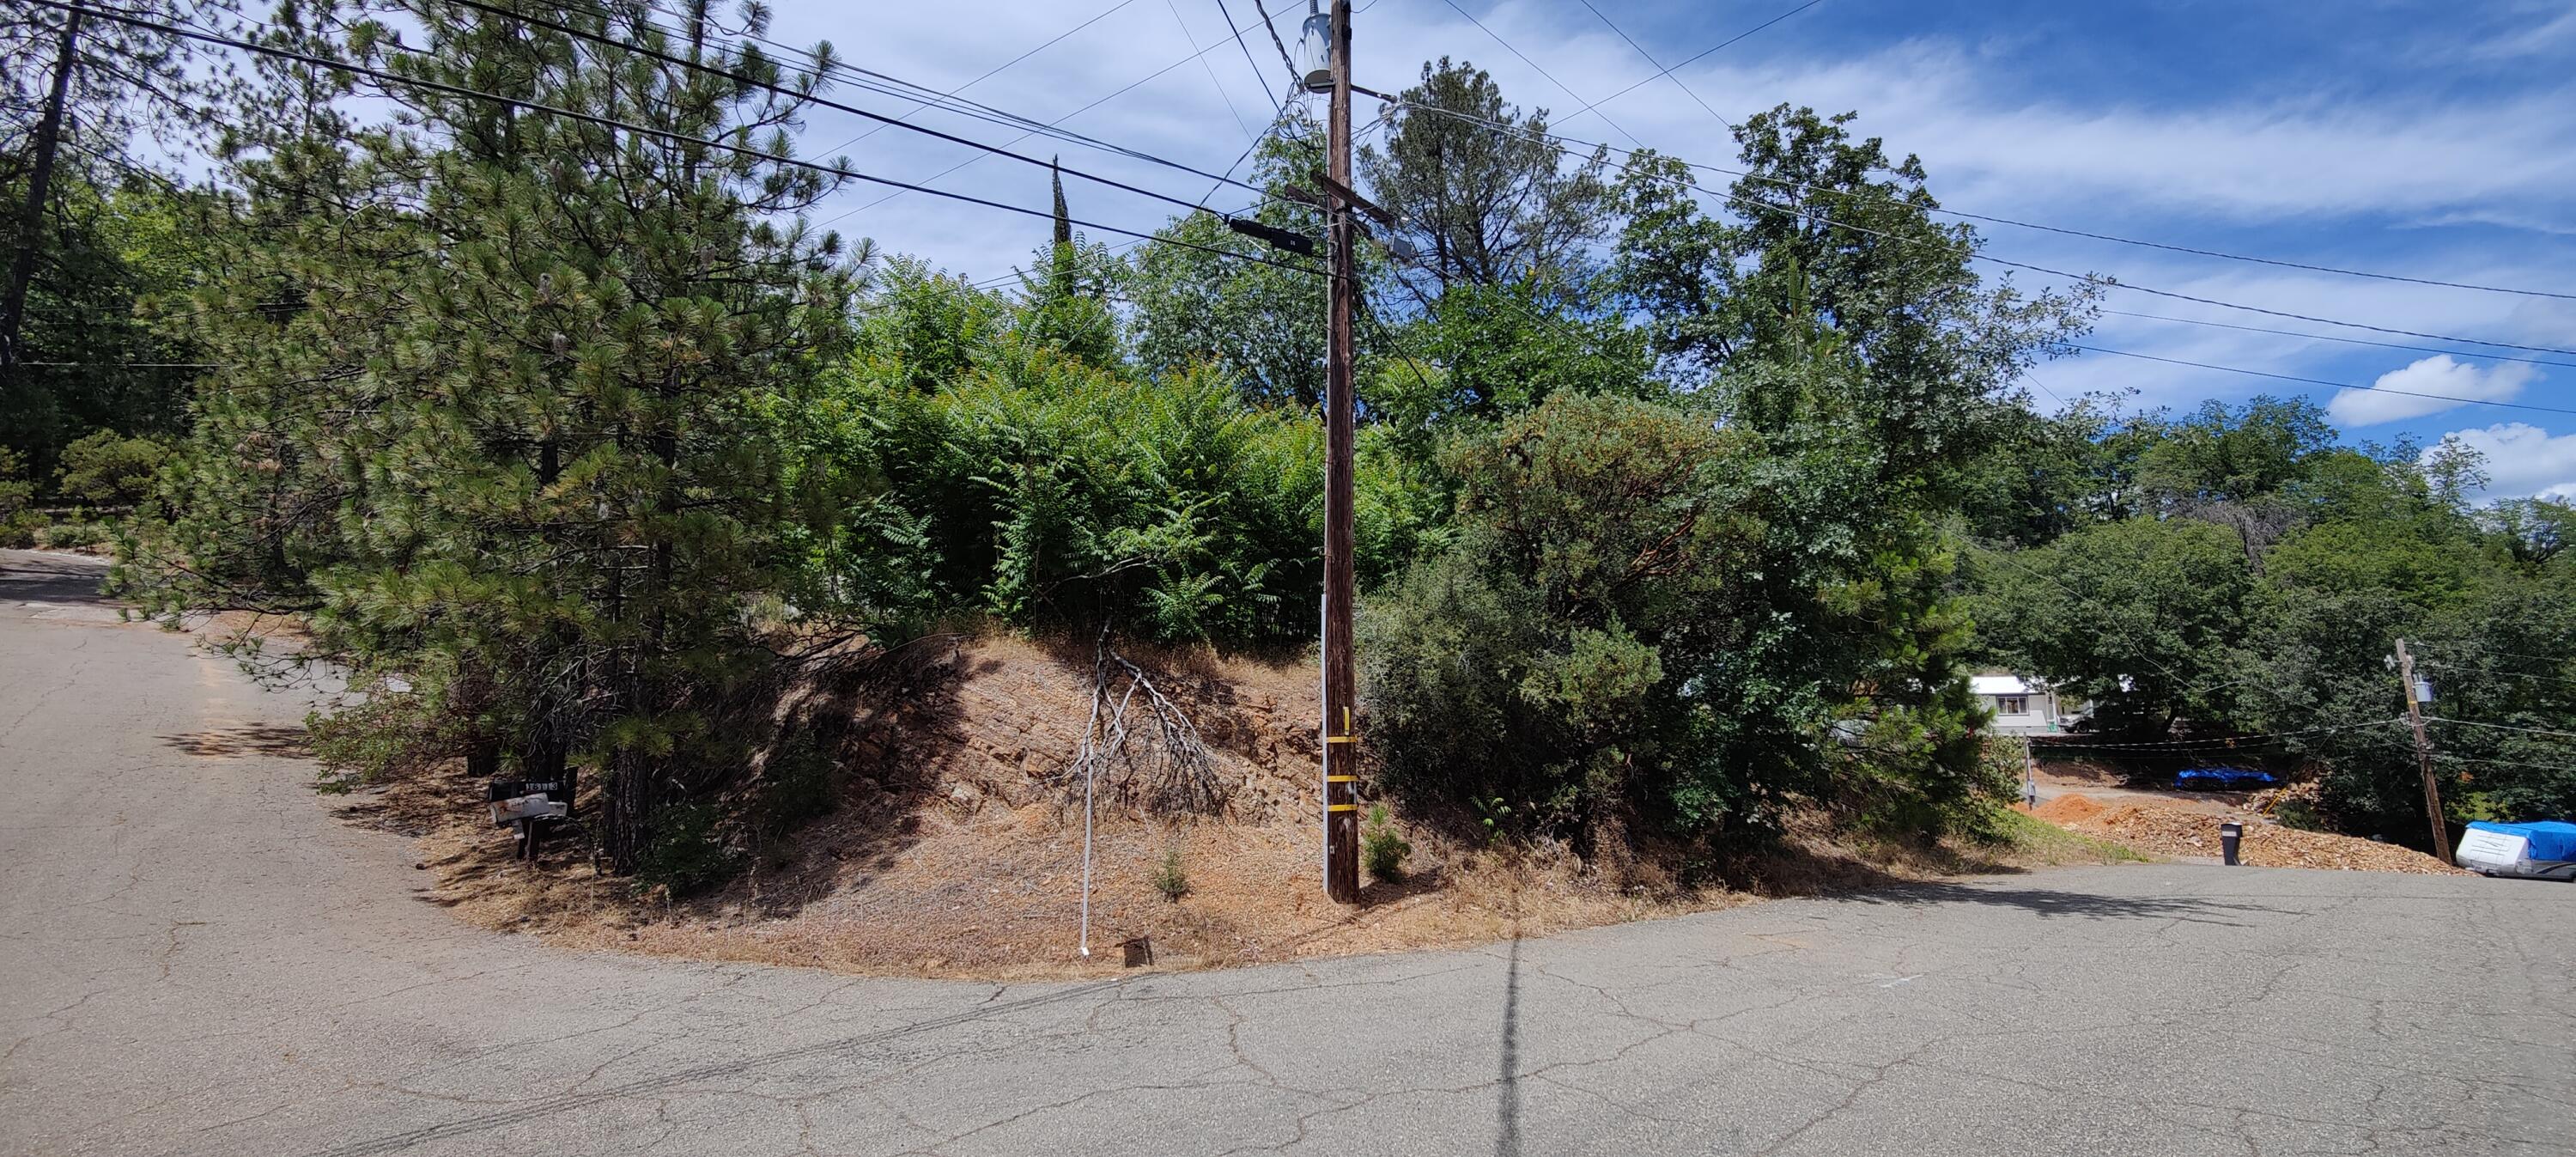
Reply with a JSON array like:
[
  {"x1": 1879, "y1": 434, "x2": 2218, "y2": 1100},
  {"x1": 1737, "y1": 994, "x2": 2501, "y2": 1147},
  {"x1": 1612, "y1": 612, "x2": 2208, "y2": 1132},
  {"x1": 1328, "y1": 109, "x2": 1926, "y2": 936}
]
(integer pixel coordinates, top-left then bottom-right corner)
[
  {"x1": 360, "y1": 636, "x2": 2123, "y2": 979},
  {"x1": 2031, "y1": 793, "x2": 2464, "y2": 875}
]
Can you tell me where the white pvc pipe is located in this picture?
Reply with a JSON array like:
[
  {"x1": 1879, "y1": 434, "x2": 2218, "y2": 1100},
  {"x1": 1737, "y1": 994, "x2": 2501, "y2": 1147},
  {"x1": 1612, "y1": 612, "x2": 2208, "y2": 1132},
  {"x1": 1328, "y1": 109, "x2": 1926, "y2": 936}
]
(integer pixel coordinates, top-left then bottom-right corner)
[{"x1": 1079, "y1": 756, "x2": 1097, "y2": 958}]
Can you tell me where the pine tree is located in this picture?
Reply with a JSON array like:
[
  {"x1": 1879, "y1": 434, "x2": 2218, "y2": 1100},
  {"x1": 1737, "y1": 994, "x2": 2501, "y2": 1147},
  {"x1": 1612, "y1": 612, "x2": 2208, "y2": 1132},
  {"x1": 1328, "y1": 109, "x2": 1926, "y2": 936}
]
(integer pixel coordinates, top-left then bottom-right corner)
[{"x1": 135, "y1": 0, "x2": 860, "y2": 871}]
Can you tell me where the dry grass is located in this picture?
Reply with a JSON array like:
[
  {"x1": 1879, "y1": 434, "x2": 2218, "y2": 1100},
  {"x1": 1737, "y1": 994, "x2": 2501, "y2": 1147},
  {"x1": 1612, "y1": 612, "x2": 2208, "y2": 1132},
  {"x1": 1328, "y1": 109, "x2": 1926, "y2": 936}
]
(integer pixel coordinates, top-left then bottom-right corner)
[{"x1": 356, "y1": 636, "x2": 2142, "y2": 980}]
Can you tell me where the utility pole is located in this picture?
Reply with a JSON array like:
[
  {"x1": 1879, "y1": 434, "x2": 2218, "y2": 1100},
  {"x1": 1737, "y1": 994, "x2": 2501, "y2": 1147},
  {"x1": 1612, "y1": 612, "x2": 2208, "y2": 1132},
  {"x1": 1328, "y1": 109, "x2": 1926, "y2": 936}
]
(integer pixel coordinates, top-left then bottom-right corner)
[
  {"x1": 2, "y1": 0, "x2": 84, "y2": 382},
  {"x1": 1319, "y1": 0, "x2": 1359, "y2": 904},
  {"x1": 2394, "y1": 638, "x2": 2451, "y2": 863}
]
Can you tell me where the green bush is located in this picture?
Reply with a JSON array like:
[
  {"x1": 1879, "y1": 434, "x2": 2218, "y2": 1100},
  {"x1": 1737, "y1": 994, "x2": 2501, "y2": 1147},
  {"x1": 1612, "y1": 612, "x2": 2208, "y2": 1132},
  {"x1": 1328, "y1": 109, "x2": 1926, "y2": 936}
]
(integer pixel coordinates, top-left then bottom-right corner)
[
  {"x1": 0, "y1": 512, "x2": 39, "y2": 550},
  {"x1": 756, "y1": 732, "x2": 835, "y2": 836},
  {"x1": 34, "y1": 521, "x2": 110, "y2": 551},
  {"x1": 634, "y1": 804, "x2": 739, "y2": 897},
  {"x1": 53, "y1": 430, "x2": 168, "y2": 507},
  {"x1": 1361, "y1": 804, "x2": 1413, "y2": 881},
  {"x1": 1149, "y1": 842, "x2": 1191, "y2": 901},
  {"x1": 1362, "y1": 391, "x2": 1991, "y2": 846}
]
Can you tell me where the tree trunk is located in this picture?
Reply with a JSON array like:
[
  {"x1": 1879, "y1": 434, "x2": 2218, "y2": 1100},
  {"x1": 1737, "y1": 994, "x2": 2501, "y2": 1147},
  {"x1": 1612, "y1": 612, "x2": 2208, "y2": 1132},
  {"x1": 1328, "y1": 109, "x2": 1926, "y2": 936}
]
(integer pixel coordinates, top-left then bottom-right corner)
[{"x1": 1, "y1": 3, "x2": 83, "y2": 381}]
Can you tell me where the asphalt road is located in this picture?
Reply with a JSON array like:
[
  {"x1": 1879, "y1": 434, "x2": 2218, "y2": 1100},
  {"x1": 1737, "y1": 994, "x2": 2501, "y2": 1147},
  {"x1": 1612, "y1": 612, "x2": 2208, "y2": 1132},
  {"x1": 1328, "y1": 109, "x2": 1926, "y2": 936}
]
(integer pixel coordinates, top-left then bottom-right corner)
[{"x1": 3, "y1": 547, "x2": 2570, "y2": 1157}]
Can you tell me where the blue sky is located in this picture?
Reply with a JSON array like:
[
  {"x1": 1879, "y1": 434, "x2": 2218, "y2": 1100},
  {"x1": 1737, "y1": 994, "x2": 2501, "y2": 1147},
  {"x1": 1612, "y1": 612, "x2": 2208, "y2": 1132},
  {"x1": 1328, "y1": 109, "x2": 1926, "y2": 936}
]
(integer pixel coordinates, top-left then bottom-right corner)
[{"x1": 755, "y1": 0, "x2": 2576, "y2": 497}]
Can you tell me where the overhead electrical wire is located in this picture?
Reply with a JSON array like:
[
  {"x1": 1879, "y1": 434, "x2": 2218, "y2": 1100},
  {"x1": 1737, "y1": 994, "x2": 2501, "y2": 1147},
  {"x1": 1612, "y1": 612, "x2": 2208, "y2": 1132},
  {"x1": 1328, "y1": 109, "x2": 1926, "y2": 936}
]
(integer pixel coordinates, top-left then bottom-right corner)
[
  {"x1": 1573, "y1": 0, "x2": 1737, "y2": 131},
  {"x1": 1435, "y1": 0, "x2": 1641, "y2": 146},
  {"x1": 2417, "y1": 659, "x2": 2576, "y2": 686},
  {"x1": 1212, "y1": 0, "x2": 1287, "y2": 120},
  {"x1": 37, "y1": 1, "x2": 1332, "y2": 282},
  {"x1": 438, "y1": 0, "x2": 1267, "y2": 223},
  {"x1": 1374, "y1": 101, "x2": 2576, "y2": 339},
  {"x1": 2026, "y1": 718, "x2": 2402, "y2": 751},
  {"x1": 2098, "y1": 308, "x2": 2576, "y2": 371},
  {"x1": 519, "y1": 0, "x2": 1289, "y2": 212},
  {"x1": 805, "y1": 0, "x2": 1146, "y2": 158},
  {"x1": 815, "y1": 0, "x2": 1381, "y2": 227},
  {"x1": 1166, "y1": 0, "x2": 1260, "y2": 142},
  {"x1": 2062, "y1": 344, "x2": 2576, "y2": 417},
  {"x1": 1559, "y1": 0, "x2": 1827, "y2": 130},
  {"x1": 1952, "y1": 210, "x2": 2576, "y2": 302},
  {"x1": 2424, "y1": 716, "x2": 2576, "y2": 741},
  {"x1": 458, "y1": 0, "x2": 1303, "y2": 221}
]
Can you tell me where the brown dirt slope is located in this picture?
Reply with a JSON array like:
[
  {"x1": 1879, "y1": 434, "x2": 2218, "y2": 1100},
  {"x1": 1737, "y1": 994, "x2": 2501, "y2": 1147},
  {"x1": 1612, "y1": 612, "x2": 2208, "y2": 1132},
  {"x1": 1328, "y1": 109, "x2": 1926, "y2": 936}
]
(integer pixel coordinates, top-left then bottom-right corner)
[
  {"x1": 365, "y1": 636, "x2": 2136, "y2": 979},
  {"x1": 2038, "y1": 793, "x2": 2465, "y2": 875}
]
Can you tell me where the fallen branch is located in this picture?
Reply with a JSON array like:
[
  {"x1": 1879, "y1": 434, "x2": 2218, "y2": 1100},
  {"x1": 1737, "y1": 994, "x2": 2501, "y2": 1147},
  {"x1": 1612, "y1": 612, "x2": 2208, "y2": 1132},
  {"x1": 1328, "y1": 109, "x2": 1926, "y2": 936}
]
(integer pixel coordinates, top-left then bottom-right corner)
[{"x1": 1059, "y1": 634, "x2": 1227, "y2": 815}]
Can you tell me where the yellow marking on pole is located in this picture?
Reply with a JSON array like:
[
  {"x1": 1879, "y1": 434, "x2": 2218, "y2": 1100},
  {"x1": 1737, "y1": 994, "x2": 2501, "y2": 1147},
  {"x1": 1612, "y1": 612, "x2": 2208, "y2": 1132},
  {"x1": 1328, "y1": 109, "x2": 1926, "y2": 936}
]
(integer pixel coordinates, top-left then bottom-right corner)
[
  {"x1": 1327, "y1": 803, "x2": 1358, "y2": 813},
  {"x1": 1325, "y1": 774, "x2": 1358, "y2": 782},
  {"x1": 1325, "y1": 734, "x2": 1358, "y2": 744}
]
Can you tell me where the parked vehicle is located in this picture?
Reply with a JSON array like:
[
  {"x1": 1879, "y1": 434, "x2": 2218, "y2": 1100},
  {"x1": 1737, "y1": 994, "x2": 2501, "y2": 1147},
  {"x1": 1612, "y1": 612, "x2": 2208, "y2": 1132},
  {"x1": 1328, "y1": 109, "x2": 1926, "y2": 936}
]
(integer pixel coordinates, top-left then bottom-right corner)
[{"x1": 2455, "y1": 821, "x2": 2576, "y2": 880}]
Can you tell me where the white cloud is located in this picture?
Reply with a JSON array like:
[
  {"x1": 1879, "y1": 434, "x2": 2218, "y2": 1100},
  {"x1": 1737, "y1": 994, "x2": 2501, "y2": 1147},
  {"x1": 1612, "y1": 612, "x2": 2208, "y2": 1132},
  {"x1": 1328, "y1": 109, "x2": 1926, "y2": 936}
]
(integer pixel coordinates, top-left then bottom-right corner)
[
  {"x1": 2328, "y1": 356, "x2": 2538, "y2": 426},
  {"x1": 2427, "y1": 422, "x2": 2576, "y2": 499},
  {"x1": 757, "y1": 1, "x2": 2576, "y2": 284}
]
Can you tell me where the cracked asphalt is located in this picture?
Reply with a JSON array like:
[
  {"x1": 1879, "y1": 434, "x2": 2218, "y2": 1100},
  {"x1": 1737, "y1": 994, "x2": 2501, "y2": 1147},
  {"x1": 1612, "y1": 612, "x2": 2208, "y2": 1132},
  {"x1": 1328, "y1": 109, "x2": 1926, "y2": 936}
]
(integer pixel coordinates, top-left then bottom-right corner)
[{"x1": 3, "y1": 547, "x2": 2571, "y2": 1157}]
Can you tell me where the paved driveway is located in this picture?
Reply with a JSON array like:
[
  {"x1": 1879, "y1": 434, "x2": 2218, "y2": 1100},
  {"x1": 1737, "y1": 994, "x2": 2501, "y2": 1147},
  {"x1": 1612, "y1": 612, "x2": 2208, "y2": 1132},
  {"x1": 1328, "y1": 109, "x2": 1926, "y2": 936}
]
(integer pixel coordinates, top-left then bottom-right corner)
[{"x1": 2, "y1": 548, "x2": 2568, "y2": 1156}]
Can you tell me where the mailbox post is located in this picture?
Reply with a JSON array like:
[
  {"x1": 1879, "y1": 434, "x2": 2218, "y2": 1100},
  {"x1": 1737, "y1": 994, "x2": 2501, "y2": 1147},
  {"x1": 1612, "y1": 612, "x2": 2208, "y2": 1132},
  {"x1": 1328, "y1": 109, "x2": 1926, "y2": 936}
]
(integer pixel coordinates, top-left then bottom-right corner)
[{"x1": 487, "y1": 775, "x2": 573, "y2": 862}]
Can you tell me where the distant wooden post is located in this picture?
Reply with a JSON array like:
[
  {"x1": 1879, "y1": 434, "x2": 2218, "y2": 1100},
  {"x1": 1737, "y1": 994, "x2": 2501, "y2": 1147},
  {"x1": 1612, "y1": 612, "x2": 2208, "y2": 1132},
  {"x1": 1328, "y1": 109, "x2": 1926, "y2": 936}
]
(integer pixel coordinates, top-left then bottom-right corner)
[{"x1": 2394, "y1": 638, "x2": 2451, "y2": 862}]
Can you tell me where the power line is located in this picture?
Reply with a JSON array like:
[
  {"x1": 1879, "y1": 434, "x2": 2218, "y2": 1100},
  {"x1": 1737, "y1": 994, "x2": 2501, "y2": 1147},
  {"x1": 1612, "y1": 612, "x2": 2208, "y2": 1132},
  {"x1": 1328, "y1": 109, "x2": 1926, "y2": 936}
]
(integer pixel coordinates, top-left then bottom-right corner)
[
  {"x1": 2414, "y1": 659, "x2": 2576, "y2": 687},
  {"x1": 1573, "y1": 0, "x2": 1736, "y2": 131},
  {"x1": 1954, "y1": 210, "x2": 2576, "y2": 302},
  {"x1": 431, "y1": 0, "x2": 1285, "y2": 211},
  {"x1": 805, "y1": 0, "x2": 1145, "y2": 159},
  {"x1": 1212, "y1": 0, "x2": 1288, "y2": 120},
  {"x1": 2099, "y1": 308, "x2": 2576, "y2": 371},
  {"x1": 440, "y1": 0, "x2": 1248, "y2": 223},
  {"x1": 2430, "y1": 750, "x2": 2570, "y2": 773},
  {"x1": 2026, "y1": 718, "x2": 2402, "y2": 751},
  {"x1": 1166, "y1": 0, "x2": 1259, "y2": 143},
  {"x1": 1558, "y1": 0, "x2": 1826, "y2": 131},
  {"x1": 2424, "y1": 716, "x2": 2576, "y2": 741},
  {"x1": 45, "y1": 1, "x2": 1332, "y2": 283},
  {"x1": 1415, "y1": 4, "x2": 2572, "y2": 303},
  {"x1": 1246, "y1": 0, "x2": 1300, "y2": 81},
  {"x1": 1377, "y1": 100, "x2": 2576, "y2": 355},
  {"x1": 817, "y1": 0, "x2": 1370, "y2": 227},
  {"x1": 1435, "y1": 0, "x2": 1640, "y2": 146},
  {"x1": 2415, "y1": 642, "x2": 2576, "y2": 666},
  {"x1": 2063, "y1": 344, "x2": 2576, "y2": 417}
]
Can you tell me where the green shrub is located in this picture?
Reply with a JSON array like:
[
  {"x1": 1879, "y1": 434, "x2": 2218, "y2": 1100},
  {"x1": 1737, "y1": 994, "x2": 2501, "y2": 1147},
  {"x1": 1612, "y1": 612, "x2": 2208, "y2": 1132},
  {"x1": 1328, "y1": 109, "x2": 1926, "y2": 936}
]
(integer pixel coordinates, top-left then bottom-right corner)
[
  {"x1": 756, "y1": 732, "x2": 835, "y2": 835},
  {"x1": 1149, "y1": 842, "x2": 1190, "y2": 901},
  {"x1": 53, "y1": 430, "x2": 168, "y2": 507},
  {"x1": 1361, "y1": 804, "x2": 1412, "y2": 881},
  {"x1": 2273, "y1": 795, "x2": 2327, "y2": 832},
  {"x1": 35, "y1": 521, "x2": 110, "y2": 551},
  {"x1": 0, "y1": 512, "x2": 39, "y2": 549},
  {"x1": 635, "y1": 803, "x2": 739, "y2": 897}
]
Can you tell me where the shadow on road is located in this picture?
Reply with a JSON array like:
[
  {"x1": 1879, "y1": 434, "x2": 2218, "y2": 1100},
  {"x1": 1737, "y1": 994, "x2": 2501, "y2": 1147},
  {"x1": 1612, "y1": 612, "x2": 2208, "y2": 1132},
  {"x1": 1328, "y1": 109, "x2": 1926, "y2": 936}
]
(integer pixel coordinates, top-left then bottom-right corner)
[
  {"x1": 1834, "y1": 880, "x2": 2287, "y2": 925},
  {"x1": 0, "y1": 551, "x2": 108, "y2": 604}
]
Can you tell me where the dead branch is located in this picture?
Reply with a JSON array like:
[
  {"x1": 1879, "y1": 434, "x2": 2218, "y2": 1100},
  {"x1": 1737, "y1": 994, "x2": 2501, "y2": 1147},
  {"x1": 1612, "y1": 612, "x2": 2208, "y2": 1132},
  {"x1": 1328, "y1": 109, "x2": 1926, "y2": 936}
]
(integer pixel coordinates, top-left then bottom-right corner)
[{"x1": 1058, "y1": 636, "x2": 1227, "y2": 815}]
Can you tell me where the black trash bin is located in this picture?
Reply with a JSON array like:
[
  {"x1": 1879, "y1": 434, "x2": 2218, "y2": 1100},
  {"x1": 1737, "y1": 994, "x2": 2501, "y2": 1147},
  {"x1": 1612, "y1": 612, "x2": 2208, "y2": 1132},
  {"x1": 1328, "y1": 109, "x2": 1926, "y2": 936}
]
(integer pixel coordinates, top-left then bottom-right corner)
[{"x1": 2219, "y1": 821, "x2": 2243, "y2": 866}]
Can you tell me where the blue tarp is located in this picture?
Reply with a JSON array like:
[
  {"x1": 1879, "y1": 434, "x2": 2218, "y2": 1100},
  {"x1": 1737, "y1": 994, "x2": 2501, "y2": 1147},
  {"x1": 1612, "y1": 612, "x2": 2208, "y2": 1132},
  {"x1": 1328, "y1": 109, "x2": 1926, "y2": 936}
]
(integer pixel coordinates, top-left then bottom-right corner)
[
  {"x1": 2177, "y1": 767, "x2": 2278, "y2": 790},
  {"x1": 2465, "y1": 820, "x2": 2576, "y2": 862}
]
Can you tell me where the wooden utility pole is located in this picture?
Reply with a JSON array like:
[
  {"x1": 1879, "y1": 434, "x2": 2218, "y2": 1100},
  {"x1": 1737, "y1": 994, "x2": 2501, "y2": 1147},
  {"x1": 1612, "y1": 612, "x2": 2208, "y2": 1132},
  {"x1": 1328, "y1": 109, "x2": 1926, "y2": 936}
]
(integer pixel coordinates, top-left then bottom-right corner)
[
  {"x1": 2394, "y1": 638, "x2": 2451, "y2": 863},
  {"x1": 1320, "y1": 0, "x2": 1359, "y2": 904},
  {"x1": 2, "y1": 0, "x2": 83, "y2": 381}
]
